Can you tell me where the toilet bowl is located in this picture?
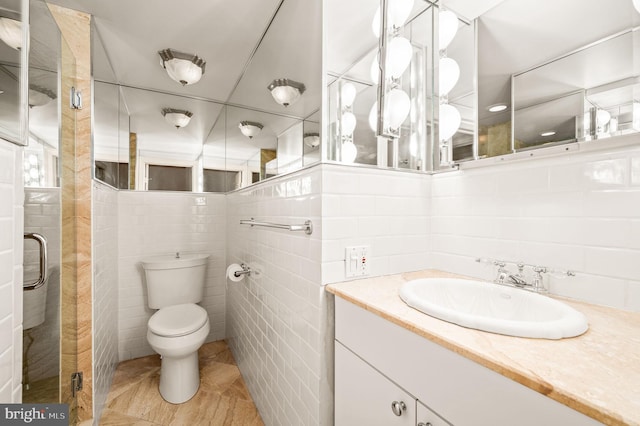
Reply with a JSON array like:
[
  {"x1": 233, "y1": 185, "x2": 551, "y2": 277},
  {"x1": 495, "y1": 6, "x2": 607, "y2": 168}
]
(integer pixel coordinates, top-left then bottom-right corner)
[
  {"x1": 141, "y1": 253, "x2": 210, "y2": 404},
  {"x1": 147, "y1": 303, "x2": 210, "y2": 403}
]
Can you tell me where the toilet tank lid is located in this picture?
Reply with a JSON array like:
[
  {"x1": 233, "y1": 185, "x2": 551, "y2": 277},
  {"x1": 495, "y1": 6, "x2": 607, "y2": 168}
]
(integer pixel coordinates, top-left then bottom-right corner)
[
  {"x1": 141, "y1": 253, "x2": 210, "y2": 270},
  {"x1": 148, "y1": 304, "x2": 208, "y2": 337}
]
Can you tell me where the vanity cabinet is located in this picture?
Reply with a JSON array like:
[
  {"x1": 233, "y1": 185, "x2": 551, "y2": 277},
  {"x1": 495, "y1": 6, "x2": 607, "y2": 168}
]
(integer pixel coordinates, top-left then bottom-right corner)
[{"x1": 334, "y1": 297, "x2": 602, "y2": 426}]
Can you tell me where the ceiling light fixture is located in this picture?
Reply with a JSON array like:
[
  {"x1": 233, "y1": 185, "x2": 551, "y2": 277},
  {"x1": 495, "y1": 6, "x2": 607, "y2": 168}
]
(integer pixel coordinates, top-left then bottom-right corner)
[
  {"x1": 540, "y1": 131, "x2": 556, "y2": 137},
  {"x1": 267, "y1": 79, "x2": 306, "y2": 107},
  {"x1": 0, "y1": 17, "x2": 21, "y2": 50},
  {"x1": 238, "y1": 121, "x2": 263, "y2": 139},
  {"x1": 304, "y1": 133, "x2": 320, "y2": 148},
  {"x1": 28, "y1": 85, "x2": 56, "y2": 108},
  {"x1": 158, "y1": 48, "x2": 206, "y2": 86},
  {"x1": 162, "y1": 108, "x2": 193, "y2": 128},
  {"x1": 488, "y1": 103, "x2": 508, "y2": 113}
]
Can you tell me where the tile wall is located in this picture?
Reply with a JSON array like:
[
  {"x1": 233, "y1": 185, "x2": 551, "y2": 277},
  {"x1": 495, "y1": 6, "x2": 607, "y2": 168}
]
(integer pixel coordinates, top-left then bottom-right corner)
[
  {"x1": 117, "y1": 191, "x2": 227, "y2": 360},
  {"x1": 0, "y1": 140, "x2": 23, "y2": 403},
  {"x1": 430, "y1": 143, "x2": 640, "y2": 311},
  {"x1": 226, "y1": 166, "x2": 325, "y2": 426},
  {"x1": 23, "y1": 188, "x2": 60, "y2": 383},
  {"x1": 92, "y1": 181, "x2": 119, "y2": 422},
  {"x1": 321, "y1": 164, "x2": 432, "y2": 284},
  {"x1": 225, "y1": 163, "x2": 432, "y2": 426}
]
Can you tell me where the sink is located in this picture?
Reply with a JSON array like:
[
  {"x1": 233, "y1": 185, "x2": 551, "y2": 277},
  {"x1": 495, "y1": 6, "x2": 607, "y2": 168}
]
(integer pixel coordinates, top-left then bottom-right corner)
[{"x1": 399, "y1": 278, "x2": 588, "y2": 339}]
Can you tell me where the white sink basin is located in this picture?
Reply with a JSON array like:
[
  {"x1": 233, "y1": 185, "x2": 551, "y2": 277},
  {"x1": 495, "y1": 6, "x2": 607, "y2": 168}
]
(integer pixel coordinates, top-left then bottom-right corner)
[{"x1": 399, "y1": 278, "x2": 588, "y2": 339}]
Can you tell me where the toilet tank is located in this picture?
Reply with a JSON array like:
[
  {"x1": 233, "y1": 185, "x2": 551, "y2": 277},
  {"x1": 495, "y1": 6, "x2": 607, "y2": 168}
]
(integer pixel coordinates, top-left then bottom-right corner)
[{"x1": 141, "y1": 253, "x2": 210, "y2": 309}]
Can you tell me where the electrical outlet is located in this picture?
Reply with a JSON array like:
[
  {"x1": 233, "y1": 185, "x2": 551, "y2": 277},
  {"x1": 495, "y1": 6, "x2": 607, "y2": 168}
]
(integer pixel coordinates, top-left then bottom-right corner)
[{"x1": 345, "y1": 245, "x2": 370, "y2": 278}]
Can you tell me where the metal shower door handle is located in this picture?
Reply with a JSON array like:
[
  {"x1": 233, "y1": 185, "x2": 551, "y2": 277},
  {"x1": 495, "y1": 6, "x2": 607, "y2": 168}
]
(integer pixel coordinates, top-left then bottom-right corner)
[{"x1": 23, "y1": 233, "x2": 48, "y2": 291}]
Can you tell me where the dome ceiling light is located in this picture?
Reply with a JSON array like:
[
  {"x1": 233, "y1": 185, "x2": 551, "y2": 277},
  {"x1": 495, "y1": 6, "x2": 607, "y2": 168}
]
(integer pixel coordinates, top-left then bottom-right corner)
[
  {"x1": 488, "y1": 103, "x2": 508, "y2": 113},
  {"x1": 238, "y1": 121, "x2": 263, "y2": 139},
  {"x1": 28, "y1": 85, "x2": 56, "y2": 108},
  {"x1": 267, "y1": 78, "x2": 306, "y2": 107},
  {"x1": 0, "y1": 17, "x2": 22, "y2": 50},
  {"x1": 162, "y1": 108, "x2": 193, "y2": 128},
  {"x1": 158, "y1": 48, "x2": 206, "y2": 86},
  {"x1": 303, "y1": 132, "x2": 320, "y2": 148}
]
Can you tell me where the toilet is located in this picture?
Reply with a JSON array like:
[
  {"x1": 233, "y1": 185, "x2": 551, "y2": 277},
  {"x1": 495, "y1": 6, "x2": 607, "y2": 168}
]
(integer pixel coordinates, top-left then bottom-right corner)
[{"x1": 141, "y1": 253, "x2": 210, "y2": 404}]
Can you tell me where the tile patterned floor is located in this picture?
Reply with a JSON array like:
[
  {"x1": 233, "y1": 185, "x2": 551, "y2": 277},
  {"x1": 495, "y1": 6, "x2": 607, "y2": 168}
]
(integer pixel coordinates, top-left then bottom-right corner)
[{"x1": 99, "y1": 340, "x2": 264, "y2": 426}]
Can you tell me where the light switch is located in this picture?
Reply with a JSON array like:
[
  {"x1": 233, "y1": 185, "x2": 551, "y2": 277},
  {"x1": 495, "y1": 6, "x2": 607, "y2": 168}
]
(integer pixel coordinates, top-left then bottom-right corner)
[{"x1": 345, "y1": 245, "x2": 370, "y2": 278}]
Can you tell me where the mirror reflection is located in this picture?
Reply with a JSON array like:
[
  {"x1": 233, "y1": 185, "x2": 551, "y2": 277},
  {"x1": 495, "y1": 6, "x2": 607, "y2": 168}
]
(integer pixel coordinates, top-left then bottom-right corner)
[
  {"x1": 87, "y1": 0, "x2": 321, "y2": 192},
  {"x1": 0, "y1": 0, "x2": 25, "y2": 145},
  {"x1": 477, "y1": 0, "x2": 640, "y2": 159}
]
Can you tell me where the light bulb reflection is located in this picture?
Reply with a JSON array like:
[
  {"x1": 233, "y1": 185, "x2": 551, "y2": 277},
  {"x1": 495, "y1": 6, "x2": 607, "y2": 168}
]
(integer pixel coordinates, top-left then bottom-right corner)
[
  {"x1": 372, "y1": 0, "x2": 416, "y2": 38},
  {"x1": 341, "y1": 111, "x2": 357, "y2": 136},
  {"x1": 342, "y1": 141, "x2": 358, "y2": 163},
  {"x1": 439, "y1": 57, "x2": 460, "y2": 96},
  {"x1": 341, "y1": 82, "x2": 357, "y2": 108},
  {"x1": 439, "y1": 104, "x2": 461, "y2": 141},
  {"x1": 439, "y1": 10, "x2": 458, "y2": 51}
]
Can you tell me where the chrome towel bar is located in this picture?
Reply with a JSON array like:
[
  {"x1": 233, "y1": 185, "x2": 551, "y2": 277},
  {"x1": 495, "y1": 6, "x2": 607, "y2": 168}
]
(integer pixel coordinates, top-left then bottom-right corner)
[
  {"x1": 240, "y1": 218, "x2": 313, "y2": 235},
  {"x1": 24, "y1": 233, "x2": 48, "y2": 291}
]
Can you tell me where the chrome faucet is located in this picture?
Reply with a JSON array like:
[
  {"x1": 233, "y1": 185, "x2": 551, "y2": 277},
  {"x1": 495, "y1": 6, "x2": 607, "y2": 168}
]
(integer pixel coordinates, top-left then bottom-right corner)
[{"x1": 507, "y1": 262, "x2": 527, "y2": 287}]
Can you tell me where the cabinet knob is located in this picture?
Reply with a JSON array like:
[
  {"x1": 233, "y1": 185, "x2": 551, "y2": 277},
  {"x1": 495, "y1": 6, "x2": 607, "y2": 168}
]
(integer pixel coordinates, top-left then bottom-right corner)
[{"x1": 391, "y1": 400, "x2": 406, "y2": 416}]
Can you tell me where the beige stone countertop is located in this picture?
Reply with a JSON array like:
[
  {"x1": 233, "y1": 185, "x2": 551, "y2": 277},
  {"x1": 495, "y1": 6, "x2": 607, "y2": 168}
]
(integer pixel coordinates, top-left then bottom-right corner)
[{"x1": 326, "y1": 269, "x2": 640, "y2": 426}]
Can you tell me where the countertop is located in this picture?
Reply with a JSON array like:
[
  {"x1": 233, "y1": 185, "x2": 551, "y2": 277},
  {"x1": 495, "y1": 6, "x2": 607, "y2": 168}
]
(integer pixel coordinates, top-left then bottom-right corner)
[{"x1": 326, "y1": 269, "x2": 640, "y2": 426}]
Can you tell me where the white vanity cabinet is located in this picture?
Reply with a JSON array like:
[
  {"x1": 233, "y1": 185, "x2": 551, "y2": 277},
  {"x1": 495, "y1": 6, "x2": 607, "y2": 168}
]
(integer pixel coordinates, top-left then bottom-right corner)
[{"x1": 334, "y1": 297, "x2": 602, "y2": 426}]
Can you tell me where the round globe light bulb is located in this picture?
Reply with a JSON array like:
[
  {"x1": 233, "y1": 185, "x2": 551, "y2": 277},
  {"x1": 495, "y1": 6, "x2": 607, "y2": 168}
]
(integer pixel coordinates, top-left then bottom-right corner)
[
  {"x1": 341, "y1": 111, "x2": 357, "y2": 136},
  {"x1": 439, "y1": 57, "x2": 460, "y2": 96},
  {"x1": 388, "y1": 36, "x2": 413, "y2": 79},
  {"x1": 369, "y1": 102, "x2": 378, "y2": 132},
  {"x1": 342, "y1": 141, "x2": 358, "y2": 163},
  {"x1": 439, "y1": 10, "x2": 458, "y2": 51},
  {"x1": 596, "y1": 109, "x2": 611, "y2": 127},
  {"x1": 341, "y1": 82, "x2": 357, "y2": 107},
  {"x1": 634, "y1": 0, "x2": 640, "y2": 13},
  {"x1": 372, "y1": 0, "x2": 415, "y2": 38},
  {"x1": 370, "y1": 55, "x2": 380, "y2": 84},
  {"x1": 439, "y1": 104, "x2": 461, "y2": 141},
  {"x1": 386, "y1": 88, "x2": 411, "y2": 129}
]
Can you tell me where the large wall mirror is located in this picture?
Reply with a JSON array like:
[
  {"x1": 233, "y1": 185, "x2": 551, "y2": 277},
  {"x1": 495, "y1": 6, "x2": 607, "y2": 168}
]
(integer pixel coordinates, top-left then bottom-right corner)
[
  {"x1": 476, "y1": 0, "x2": 640, "y2": 160},
  {"x1": 82, "y1": 0, "x2": 322, "y2": 192}
]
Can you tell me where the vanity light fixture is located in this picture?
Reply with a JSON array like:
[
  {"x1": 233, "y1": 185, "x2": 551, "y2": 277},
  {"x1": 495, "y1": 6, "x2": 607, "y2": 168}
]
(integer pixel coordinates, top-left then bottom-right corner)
[
  {"x1": 0, "y1": 17, "x2": 21, "y2": 50},
  {"x1": 28, "y1": 85, "x2": 56, "y2": 108},
  {"x1": 540, "y1": 131, "x2": 556, "y2": 137},
  {"x1": 158, "y1": 48, "x2": 206, "y2": 86},
  {"x1": 162, "y1": 108, "x2": 193, "y2": 128},
  {"x1": 238, "y1": 121, "x2": 263, "y2": 139},
  {"x1": 303, "y1": 132, "x2": 320, "y2": 148},
  {"x1": 488, "y1": 103, "x2": 508, "y2": 113},
  {"x1": 267, "y1": 79, "x2": 306, "y2": 107}
]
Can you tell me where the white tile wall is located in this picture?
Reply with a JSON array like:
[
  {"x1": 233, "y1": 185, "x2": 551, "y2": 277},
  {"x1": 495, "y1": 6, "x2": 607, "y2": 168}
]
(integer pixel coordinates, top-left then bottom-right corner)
[
  {"x1": 431, "y1": 144, "x2": 640, "y2": 311},
  {"x1": 92, "y1": 181, "x2": 119, "y2": 423},
  {"x1": 226, "y1": 166, "x2": 328, "y2": 426},
  {"x1": 117, "y1": 190, "x2": 227, "y2": 360},
  {"x1": 321, "y1": 164, "x2": 432, "y2": 284},
  {"x1": 0, "y1": 139, "x2": 23, "y2": 402},
  {"x1": 22, "y1": 188, "x2": 60, "y2": 383}
]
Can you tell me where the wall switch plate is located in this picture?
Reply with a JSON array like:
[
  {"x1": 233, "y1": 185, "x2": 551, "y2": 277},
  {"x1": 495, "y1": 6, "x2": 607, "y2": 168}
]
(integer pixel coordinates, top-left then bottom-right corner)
[{"x1": 345, "y1": 245, "x2": 369, "y2": 278}]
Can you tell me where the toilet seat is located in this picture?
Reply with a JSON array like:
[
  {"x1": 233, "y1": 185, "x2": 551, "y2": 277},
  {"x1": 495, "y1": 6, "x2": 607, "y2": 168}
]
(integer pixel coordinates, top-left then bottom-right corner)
[{"x1": 148, "y1": 303, "x2": 208, "y2": 337}]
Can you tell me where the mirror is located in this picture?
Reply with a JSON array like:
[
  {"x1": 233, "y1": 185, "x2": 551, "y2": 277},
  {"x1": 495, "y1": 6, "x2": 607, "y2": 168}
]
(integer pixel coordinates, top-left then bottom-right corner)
[
  {"x1": 0, "y1": 0, "x2": 27, "y2": 146},
  {"x1": 477, "y1": 0, "x2": 640, "y2": 159},
  {"x1": 24, "y1": 0, "x2": 60, "y2": 187},
  {"x1": 89, "y1": 0, "x2": 321, "y2": 191},
  {"x1": 325, "y1": 0, "x2": 435, "y2": 170}
]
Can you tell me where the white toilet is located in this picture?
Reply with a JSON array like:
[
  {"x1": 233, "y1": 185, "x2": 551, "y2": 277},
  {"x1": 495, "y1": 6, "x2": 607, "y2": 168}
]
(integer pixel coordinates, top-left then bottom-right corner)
[{"x1": 141, "y1": 253, "x2": 210, "y2": 404}]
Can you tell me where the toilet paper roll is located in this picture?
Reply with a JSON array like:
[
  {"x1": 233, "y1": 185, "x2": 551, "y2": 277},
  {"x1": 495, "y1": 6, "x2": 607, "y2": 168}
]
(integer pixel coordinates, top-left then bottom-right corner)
[{"x1": 226, "y1": 263, "x2": 245, "y2": 282}]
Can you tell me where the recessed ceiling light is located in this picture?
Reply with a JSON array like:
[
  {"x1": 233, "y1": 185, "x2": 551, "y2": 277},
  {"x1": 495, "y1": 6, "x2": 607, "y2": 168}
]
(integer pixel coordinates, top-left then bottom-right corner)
[
  {"x1": 540, "y1": 131, "x2": 556, "y2": 137},
  {"x1": 487, "y1": 104, "x2": 508, "y2": 113}
]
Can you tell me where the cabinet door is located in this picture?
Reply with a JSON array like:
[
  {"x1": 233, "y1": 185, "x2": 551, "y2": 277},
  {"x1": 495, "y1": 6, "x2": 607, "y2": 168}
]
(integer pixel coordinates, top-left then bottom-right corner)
[
  {"x1": 335, "y1": 341, "x2": 415, "y2": 426},
  {"x1": 417, "y1": 401, "x2": 452, "y2": 426}
]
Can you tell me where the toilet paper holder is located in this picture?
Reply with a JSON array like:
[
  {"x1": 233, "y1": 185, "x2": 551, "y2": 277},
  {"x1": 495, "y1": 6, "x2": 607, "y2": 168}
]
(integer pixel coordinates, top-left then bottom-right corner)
[{"x1": 234, "y1": 263, "x2": 251, "y2": 278}]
